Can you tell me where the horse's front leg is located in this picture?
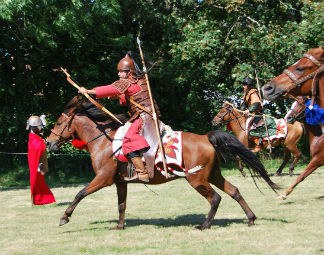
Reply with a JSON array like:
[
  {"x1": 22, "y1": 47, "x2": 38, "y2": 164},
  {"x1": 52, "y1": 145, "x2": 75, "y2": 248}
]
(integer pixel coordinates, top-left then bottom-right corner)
[
  {"x1": 59, "y1": 173, "x2": 113, "y2": 226},
  {"x1": 111, "y1": 181, "x2": 128, "y2": 230},
  {"x1": 59, "y1": 186, "x2": 88, "y2": 226}
]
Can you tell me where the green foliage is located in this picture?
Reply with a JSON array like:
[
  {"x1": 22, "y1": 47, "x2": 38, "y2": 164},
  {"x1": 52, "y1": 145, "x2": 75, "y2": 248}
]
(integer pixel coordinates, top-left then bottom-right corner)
[{"x1": 0, "y1": 0, "x2": 322, "y2": 177}]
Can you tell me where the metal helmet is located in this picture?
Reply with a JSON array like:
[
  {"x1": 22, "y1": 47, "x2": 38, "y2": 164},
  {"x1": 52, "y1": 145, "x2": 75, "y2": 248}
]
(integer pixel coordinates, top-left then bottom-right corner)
[
  {"x1": 117, "y1": 53, "x2": 135, "y2": 73},
  {"x1": 242, "y1": 77, "x2": 255, "y2": 87},
  {"x1": 26, "y1": 115, "x2": 43, "y2": 130}
]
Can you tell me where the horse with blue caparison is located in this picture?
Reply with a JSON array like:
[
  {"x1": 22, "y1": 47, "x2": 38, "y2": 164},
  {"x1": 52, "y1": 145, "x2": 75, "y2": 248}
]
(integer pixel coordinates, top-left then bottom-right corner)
[{"x1": 263, "y1": 47, "x2": 324, "y2": 198}]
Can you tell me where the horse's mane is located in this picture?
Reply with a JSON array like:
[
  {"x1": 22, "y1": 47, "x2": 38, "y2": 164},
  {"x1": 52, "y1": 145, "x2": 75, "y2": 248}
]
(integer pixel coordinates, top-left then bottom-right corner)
[{"x1": 64, "y1": 95, "x2": 129, "y2": 128}]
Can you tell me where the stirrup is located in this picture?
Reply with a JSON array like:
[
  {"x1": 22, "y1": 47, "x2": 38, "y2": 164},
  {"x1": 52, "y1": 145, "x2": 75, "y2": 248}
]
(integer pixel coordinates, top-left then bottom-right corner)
[{"x1": 124, "y1": 174, "x2": 149, "y2": 183}]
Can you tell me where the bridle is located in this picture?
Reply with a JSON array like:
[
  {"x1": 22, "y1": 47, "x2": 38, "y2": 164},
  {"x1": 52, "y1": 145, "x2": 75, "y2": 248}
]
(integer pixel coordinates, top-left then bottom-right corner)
[
  {"x1": 214, "y1": 103, "x2": 247, "y2": 131},
  {"x1": 283, "y1": 53, "x2": 324, "y2": 102},
  {"x1": 49, "y1": 110, "x2": 115, "y2": 145},
  {"x1": 50, "y1": 112, "x2": 75, "y2": 141}
]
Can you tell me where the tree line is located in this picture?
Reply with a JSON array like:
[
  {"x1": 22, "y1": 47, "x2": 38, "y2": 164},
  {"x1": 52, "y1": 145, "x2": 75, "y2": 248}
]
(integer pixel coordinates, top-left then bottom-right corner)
[{"x1": 1, "y1": 0, "x2": 323, "y2": 156}]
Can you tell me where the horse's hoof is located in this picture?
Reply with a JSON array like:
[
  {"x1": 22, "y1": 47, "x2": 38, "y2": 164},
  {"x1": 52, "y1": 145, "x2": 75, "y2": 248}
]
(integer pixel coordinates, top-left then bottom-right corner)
[
  {"x1": 274, "y1": 172, "x2": 281, "y2": 176},
  {"x1": 59, "y1": 217, "x2": 69, "y2": 226},
  {"x1": 248, "y1": 221, "x2": 255, "y2": 226},
  {"x1": 194, "y1": 224, "x2": 210, "y2": 230},
  {"x1": 289, "y1": 171, "x2": 294, "y2": 177},
  {"x1": 194, "y1": 225, "x2": 204, "y2": 230},
  {"x1": 278, "y1": 194, "x2": 287, "y2": 200},
  {"x1": 110, "y1": 225, "x2": 125, "y2": 230}
]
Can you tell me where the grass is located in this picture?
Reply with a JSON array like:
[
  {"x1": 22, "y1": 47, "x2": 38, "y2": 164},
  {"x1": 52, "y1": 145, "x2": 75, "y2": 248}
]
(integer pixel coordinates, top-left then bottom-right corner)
[{"x1": 0, "y1": 164, "x2": 323, "y2": 255}]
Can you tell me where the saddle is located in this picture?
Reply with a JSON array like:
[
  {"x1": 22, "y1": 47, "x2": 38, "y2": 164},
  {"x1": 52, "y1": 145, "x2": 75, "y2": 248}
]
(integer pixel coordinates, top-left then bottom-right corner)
[
  {"x1": 112, "y1": 123, "x2": 202, "y2": 178},
  {"x1": 246, "y1": 116, "x2": 287, "y2": 141}
]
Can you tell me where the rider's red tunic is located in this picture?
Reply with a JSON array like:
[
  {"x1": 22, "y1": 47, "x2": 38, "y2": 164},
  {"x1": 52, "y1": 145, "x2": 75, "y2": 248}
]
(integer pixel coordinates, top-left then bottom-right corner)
[{"x1": 94, "y1": 82, "x2": 150, "y2": 155}]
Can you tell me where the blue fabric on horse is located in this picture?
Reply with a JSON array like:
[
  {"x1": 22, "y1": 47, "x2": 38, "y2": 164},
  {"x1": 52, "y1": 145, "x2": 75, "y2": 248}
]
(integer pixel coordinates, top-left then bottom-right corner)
[{"x1": 305, "y1": 99, "x2": 324, "y2": 125}]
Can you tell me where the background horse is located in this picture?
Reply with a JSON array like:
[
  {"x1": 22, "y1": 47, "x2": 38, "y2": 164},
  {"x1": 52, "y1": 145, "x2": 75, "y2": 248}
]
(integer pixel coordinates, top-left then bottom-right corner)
[
  {"x1": 262, "y1": 47, "x2": 324, "y2": 198},
  {"x1": 212, "y1": 101, "x2": 304, "y2": 176},
  {"x1": 284, "y1": 96, "x2": 307, "y2": 124},
  {"x1": 46, "y1": 96, "x2": 278, "y2": 230}
]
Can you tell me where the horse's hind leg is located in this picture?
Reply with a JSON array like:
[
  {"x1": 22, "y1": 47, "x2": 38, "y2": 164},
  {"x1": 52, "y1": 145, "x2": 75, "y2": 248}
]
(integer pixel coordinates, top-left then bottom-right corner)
[
  {"x1": 210, "y1": 175, "x2": 256, "y2": 226},
  {"x1": 187, "y1": 178, "x2": 221, "y2": 230},
  {"x1": 236, "y1": 155, "x2": 247, "y2": 177},
  {"x1": 275, "y1": 148, "x2": 291, "y2": 176},
  {"x1": 286, "y1": 145, "x2": 302, "y2": 176},
  {"x1": 111, "y1": 182, "x2": 128, "y2": 230}
]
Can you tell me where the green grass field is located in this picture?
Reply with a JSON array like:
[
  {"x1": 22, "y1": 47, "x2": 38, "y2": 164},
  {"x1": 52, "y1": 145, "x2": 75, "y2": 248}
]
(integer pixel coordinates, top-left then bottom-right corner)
[{"x1": 0, "y1": 165, "x2": 323, "y2": 255}]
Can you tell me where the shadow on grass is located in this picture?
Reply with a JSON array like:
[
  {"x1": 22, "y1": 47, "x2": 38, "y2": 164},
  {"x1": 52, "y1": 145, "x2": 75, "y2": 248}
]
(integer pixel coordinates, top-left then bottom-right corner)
[
  {"x1": 59, "y1": 214, "x2": 293, "y2": 233},
  {"x1": 56, "y1": 201, "x2": 72, "y2": 206},
  {"x1": 91, "y1": 214, "x2": 249, "y2": 228}
]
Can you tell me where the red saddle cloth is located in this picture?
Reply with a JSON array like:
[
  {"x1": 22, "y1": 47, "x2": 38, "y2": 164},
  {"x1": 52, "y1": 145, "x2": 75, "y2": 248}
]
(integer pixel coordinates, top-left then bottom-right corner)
[{"x1": 28, "y1": 133, "x2": 56, "y2": 205}]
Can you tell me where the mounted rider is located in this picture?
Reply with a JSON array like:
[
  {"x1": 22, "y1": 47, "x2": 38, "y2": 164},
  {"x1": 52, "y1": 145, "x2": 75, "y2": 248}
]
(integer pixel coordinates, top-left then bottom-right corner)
[
  {"x1": 79, "y1": 52, "x2": 161, "y2": 182},
  {"x1": 240, "y1": 77, "x2": 263, "y2": 152}
]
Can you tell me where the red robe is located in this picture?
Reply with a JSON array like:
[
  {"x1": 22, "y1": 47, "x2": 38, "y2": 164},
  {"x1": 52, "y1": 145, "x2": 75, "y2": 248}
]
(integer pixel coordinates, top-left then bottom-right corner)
[{"x1": 27, "y1": 133, "x2": 56, "y2": 205}]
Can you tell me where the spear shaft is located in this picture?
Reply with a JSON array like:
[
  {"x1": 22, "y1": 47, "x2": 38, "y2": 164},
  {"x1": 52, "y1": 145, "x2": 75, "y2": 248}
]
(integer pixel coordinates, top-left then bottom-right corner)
[
  {"x1": 136, "y1": 37, "x2": 169, "y2": 178},
  {"x1": 255, "y1": 70, "x2": 272, "y2": 153}
]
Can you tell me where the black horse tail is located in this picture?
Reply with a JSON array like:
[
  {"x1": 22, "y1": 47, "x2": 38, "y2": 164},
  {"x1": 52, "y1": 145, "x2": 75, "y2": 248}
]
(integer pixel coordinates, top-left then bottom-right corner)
[{"x1": 207, "y1": 130, "x2": 280, "y2": 193}]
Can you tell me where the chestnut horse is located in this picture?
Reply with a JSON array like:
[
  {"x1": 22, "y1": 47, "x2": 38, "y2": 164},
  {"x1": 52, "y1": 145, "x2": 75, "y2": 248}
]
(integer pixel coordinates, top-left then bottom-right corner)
[
  {"x1": 263, "y1": 47, "x2": 324, "y2": 198},
  {"x1": 284, "y1": 97, "x2": 308, "y2": 124},
  {"x1": 212, "y1": 101, "x2": 304, "y2": 176},
  {"x1": 46, "y1": 96, "x2": 278, "y2": 230}
]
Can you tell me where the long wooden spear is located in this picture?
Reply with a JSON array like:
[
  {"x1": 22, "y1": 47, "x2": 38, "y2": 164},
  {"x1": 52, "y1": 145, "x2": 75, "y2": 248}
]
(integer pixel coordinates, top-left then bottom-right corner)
[
  {"x1": 60, "y1": 67, "x2": 123, "y2": 124},
  {"x1": 255, "y1": 70, "x2": 272, "y2": 153},
  {"x1": 136, "y1": 37, "x2": 169, "y2": 178}
]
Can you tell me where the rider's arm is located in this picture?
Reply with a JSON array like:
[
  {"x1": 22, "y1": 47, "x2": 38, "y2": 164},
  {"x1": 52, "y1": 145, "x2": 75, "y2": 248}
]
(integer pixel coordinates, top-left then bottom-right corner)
[{"x1": 79, "y1": 85, "x2": 121, "y2": 99}]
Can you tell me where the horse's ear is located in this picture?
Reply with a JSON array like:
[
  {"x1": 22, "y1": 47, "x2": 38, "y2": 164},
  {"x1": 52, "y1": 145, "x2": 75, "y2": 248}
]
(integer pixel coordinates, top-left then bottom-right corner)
[{"x1": 76, "y1": 95, "x2": 83, "y2": 102}]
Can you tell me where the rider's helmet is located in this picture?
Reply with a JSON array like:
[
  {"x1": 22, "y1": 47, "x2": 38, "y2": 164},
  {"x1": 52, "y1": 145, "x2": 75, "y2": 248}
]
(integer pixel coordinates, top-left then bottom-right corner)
[
  {"x1": 242, "y1": 77, "x2": 255, "y2": 87},
  {"x1": 117, "y1": 53, "x2": 136, "y2": 73},
  {"x1": 26, "y1": 115, "x2": 44, "y2": 131}
]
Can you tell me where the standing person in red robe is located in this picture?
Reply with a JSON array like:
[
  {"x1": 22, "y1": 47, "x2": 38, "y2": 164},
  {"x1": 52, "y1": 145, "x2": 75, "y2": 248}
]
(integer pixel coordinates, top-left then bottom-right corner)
[
  {"x1": 27, "y1": 115, "x2": 56, "y2": 205},
  {"x1": 79, "y1": 51, "x2": 161, "y2": 183}
]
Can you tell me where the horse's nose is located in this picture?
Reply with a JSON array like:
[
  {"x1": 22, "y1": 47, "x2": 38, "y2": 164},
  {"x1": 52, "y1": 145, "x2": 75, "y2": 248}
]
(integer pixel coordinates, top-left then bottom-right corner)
[
  {"x1": 212, "y1": 120, "x2": 219, "y2": 127},
  {"x1": 286, "y1": 116, "x2": 294, "y2": 124}
]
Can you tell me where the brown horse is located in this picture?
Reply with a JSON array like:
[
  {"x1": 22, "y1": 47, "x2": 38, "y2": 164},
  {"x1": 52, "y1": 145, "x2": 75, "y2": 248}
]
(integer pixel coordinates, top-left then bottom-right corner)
[
  {"x1": 263, "y1": 47, "x2": 324, "y2": 198},
  {"x1": 284, "y1": 97, "x2": 308, "y2": 124},
  {"x1": 212, "y1": 101, "x2": 304, "y2": 176},
  {"x1": 46, "y1": 96, "x2": 278, "y2": 230}
]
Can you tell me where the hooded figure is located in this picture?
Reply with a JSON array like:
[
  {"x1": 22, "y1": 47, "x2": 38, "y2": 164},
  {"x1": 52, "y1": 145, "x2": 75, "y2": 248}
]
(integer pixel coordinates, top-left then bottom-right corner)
[{"x1": 27, "y1": 115, "x2": 55, "y2": 205}]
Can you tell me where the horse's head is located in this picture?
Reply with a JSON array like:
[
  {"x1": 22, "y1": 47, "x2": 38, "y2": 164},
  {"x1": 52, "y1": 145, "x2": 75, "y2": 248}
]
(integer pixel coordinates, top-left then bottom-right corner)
[
  {"x1": 46, "y1": 96, "x2": 83, "y2": 151},
  {"x1": 284, "y1": 96, "x2": 307, "y2": 124},
  {"x1": 263, "y1": 47, "x2": 324, "y2": 102},
  {"x1": 212, "y1": 101, "x2": 234, "y2": 127}
]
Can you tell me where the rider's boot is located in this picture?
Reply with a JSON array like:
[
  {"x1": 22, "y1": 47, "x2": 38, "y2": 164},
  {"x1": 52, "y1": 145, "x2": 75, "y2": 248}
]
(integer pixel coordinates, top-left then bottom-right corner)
[
  {"x1": 124, "y1": 156, "x2": 149, "y2": 182},
  {"x1": 251, "y1": 137, "x2": 261, "y2": 153}
]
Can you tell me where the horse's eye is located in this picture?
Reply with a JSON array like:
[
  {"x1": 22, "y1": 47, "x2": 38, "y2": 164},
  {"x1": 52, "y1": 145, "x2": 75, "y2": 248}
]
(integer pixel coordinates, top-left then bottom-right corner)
[{"x1": 295, "y1": 67, "x2": 304, "y2": 72}]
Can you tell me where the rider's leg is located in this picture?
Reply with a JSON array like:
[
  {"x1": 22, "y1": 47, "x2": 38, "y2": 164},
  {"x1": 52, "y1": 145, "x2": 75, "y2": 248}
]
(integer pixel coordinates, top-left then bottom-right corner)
[
  {"x1": 251, "y1": 137, "x2": 262, "y2": 153},
  {"x1": 124, "y1": 151, "x2": 149, "y2": 182}
]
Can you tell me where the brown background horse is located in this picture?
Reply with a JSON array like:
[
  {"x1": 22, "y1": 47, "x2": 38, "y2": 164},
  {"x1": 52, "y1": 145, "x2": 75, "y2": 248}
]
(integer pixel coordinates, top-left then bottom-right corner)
[
  {"x1": 212, "y1": 101, "x2": 304, "y2": 176},
  {"x1": 262, "y1": 47, "x2": 324, "y2": 198},
  {"x1": 46, "y1": 96, "x2": 278, "y2": 230}
]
